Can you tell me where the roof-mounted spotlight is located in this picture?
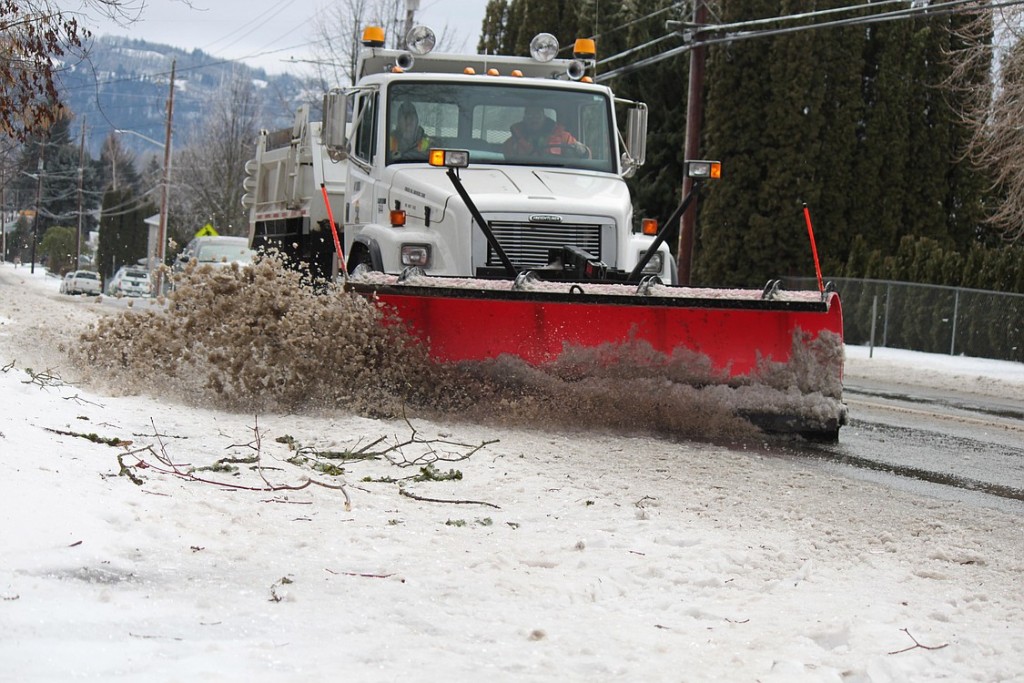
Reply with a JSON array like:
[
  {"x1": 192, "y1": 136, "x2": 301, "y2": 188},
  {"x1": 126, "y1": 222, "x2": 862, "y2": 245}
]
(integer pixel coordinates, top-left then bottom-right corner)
[
  {"x1": 529, "y1": 33, "x2": 559, "y2": 63},
  {"x1": 405, "y1": 25, "x2": 436, "y2": 55}
]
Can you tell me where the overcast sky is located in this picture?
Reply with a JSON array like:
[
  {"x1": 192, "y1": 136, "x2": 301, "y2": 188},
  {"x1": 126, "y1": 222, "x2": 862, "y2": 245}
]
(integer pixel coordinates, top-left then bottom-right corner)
[{"x1": 80, "y1": 0, "x2": 490, "y2": 74}]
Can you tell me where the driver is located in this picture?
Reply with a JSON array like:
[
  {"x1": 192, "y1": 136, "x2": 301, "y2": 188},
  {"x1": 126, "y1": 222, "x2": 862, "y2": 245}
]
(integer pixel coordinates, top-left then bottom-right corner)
[
  {"x1": 503, "y1": 105, "x2": 589, "y2": 158},
  {"x1": 390, "y1": 102, "x2": 431, "y2": 158}
]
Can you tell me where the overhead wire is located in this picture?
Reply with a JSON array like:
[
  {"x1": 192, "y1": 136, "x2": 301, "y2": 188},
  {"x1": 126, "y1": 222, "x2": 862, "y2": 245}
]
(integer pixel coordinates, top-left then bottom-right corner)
[{"x1": 596, "y1": 0, "x2": 1024, "y2": 82}]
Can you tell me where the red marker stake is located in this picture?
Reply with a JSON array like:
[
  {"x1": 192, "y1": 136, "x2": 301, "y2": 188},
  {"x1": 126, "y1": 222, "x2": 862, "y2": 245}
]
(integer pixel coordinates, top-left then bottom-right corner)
[{"x1": 803, "y1": 203, "x2": 824, "y2": 294}]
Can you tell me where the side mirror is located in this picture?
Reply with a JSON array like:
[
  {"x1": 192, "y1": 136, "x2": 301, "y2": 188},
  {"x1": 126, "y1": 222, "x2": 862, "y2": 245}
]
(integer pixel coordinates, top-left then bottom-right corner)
[
  {"x1": 622, "y1": 104, "x2": 648, "y2": 178},
  {"x1": 322, "y1": 88, "x2": 348, "y2": 160}
]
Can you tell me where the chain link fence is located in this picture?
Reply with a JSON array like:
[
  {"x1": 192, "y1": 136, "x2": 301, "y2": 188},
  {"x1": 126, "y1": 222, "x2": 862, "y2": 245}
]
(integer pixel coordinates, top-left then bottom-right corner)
[{"x1": 783, "y1": 277, "x2": 1024, "y2": 363}]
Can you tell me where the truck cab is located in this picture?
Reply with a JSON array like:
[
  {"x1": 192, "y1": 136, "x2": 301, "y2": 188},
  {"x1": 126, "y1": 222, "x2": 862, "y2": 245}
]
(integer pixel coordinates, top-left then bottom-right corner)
[{"x1": 246, "y1": 27, "x2": 666, "y2": 283}]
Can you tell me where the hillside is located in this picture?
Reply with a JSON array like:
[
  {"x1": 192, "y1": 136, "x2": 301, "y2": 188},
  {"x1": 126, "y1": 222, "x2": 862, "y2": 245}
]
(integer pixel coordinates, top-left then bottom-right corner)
[{"x1": 58, "y1": 35, "x2": 316, "y2": 158}]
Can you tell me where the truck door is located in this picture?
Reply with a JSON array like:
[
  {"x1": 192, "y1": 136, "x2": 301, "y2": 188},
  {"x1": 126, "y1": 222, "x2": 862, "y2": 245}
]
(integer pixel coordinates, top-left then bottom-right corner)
[{"x1": 345, "y1": 89, "x2": 384, "y2": 268}]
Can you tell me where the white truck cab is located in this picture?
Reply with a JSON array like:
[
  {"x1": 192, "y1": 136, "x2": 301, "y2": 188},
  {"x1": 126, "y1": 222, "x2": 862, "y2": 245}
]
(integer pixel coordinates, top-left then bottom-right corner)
[{"x1": 245, "y1": 27, "x2": 668, "y2": 284}]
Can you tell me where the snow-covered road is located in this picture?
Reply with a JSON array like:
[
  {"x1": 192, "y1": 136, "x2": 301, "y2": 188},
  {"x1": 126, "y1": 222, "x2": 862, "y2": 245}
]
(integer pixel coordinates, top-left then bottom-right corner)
[{"x1": 2, "y1": 262, "x2": 1022, "y2": 682}]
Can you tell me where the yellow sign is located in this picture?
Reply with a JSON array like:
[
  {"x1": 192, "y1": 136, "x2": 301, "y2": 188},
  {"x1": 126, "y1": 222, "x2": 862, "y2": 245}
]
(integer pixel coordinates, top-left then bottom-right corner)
[{"x1": 195, "y1": 223, "x2": 219, "y2": 237}]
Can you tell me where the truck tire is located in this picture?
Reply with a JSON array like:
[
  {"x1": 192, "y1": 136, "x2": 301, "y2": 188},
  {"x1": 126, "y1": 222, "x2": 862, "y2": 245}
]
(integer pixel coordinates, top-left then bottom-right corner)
[
  {"x1": 348, "y1": 241, "x2": 383, "y2": 278},
  {"x1": 349, "y1": 249, "x2": 375, "y2": 278}
]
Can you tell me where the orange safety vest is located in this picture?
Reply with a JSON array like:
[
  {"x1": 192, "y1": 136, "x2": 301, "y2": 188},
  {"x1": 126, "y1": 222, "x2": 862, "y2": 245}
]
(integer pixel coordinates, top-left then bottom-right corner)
[
  {"x1": 506, "y1": 120, "x2": 577, "y2": 156},
  {"x1": 390, "y1": 130, "x2": 431, "y2": 155}
]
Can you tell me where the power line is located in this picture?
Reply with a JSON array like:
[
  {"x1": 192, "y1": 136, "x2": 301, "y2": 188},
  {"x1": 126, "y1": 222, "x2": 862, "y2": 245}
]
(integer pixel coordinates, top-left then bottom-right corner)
[{"x1": 597, "y1": 0, "x2": 1024, "y2": 82}]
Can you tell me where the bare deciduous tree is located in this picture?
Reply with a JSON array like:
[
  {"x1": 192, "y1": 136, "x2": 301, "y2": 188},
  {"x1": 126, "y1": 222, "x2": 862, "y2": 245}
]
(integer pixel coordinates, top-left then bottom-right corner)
[
  {"x1": 310, "y1": 0, "x2": 406, "y2": 88},
  {"x1": 0, "y1": 0, "x2": 146, "y2": 140},
  {"x1": 308, "y1": 0, "x2": 457, "y2": 89},
  {"x1": 170, "y1": 75, "x2": 260, "y2": 237},
  {"x1": 946, "y1": 4, "x2": 1024, "y2": 244}
]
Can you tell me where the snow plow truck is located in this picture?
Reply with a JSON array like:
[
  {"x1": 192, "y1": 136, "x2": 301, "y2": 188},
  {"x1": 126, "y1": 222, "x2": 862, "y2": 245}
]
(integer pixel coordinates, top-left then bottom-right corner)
[{"x1": 243, "y1": 26, "x2": 846, "y2": 440}]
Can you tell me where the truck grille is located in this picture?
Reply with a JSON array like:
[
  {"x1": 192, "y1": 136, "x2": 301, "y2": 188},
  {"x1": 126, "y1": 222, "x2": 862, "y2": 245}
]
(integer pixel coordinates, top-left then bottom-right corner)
[{"x1": 486, "y1": 221, "x2": 603, "y2": 268}]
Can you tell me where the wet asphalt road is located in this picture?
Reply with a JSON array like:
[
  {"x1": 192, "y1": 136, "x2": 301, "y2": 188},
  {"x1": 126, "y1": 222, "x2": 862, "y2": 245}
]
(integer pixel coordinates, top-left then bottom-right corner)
[{"x1": 772, "y1": 378, "x2": 1024, "y2": 516}]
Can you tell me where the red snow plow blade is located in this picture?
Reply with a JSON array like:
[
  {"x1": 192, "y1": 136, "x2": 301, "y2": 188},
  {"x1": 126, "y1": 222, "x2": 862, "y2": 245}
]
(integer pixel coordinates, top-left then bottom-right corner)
[{"x1": 347, "y1": 275, "x2": 847, "y2": 440}]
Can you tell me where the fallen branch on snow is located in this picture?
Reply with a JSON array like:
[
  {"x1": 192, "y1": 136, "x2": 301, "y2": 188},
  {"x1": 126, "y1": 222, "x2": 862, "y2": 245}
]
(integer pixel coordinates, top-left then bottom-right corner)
[
  {"x1": 399, "y1": 487, "x2": 500, "y2": 509},
  {"x1": 888, "y1": 628, "x2": 949, "y2": 655}
]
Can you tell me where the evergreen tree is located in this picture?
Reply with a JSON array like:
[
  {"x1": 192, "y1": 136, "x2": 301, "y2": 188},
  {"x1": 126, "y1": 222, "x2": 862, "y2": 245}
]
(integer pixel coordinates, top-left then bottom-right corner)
[
  {"x1": 613, "y1": 1, "x2": 690, "y2": 239},
  {"x1": 39, "y1": 225, "x2": 77, "y2": 275},
  {"x1": 6, "y1": 215, "x2": 32, "y2": 264},
  {"x1": 510, "y1": 0, "x2": 567, "y2": 56},
  {"x1": 808, "y1": 4, "x2": 864, "y2": 275},
  {"x1": 479, "y1": 0, "x2": 512, "y2": 54},
  {"x1": 96, "y1": 187, "x2": 154, "y2": 280},
  {"x1": 8, "y1": 114, "x2": 103, "y2": 266},
  {"x1": 749, "y1": 0, "x2": 836, "y2": 284},
  {"x1": 695, "y1": 0, "x2": 777, "y2": 286}
]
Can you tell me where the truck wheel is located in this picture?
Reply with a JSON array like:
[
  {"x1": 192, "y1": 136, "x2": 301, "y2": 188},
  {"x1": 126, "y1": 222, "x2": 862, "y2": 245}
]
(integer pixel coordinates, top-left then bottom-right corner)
[{"x1": 349, "y1": 247, "x2": 379, "y2": 278}]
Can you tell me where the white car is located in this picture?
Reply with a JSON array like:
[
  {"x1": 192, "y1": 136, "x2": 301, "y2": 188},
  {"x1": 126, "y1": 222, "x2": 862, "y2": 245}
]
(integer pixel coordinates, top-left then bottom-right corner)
[
  {"x1": 62, "y1": 270, "x2": 102, "y2": 296},
  {"x1": 174, "y1": 236, "x2": 256, "y2": 272},
  {"x1": 106, "y1": 266, "x2": 152, "y2": 297}
]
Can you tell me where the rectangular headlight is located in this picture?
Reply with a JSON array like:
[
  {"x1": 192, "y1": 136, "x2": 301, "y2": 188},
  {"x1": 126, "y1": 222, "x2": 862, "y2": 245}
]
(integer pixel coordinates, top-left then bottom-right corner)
[
  {"x1": 639, "y1": 250, "x2": 663, "y2": 274},
  {"x1": 685, "y1": 160, "x2": 721, "y2": 179},
  {"x1": 401, "y1": 244, "x2": 431, "y2": 267}
]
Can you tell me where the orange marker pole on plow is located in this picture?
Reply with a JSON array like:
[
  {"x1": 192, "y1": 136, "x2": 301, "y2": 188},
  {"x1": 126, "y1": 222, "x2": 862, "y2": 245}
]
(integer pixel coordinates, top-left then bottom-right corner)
[
  {"x1": 321, "y1": 183, "x2": 347, "y2": 279},
  {"x1": 802, "y1": 203, "x2": 824, "y2": 295}
]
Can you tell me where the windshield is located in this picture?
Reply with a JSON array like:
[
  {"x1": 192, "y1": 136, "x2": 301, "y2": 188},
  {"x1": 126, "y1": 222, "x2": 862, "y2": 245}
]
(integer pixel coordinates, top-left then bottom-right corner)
[{"x1": 386, "y1": 82, "x2": 616, "y2": 173}]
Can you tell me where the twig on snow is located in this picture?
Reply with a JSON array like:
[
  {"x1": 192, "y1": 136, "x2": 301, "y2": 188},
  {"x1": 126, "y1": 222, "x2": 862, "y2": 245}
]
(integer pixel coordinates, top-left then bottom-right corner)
[
  {"x1": 399, "y1": 487, "x2": 500, "y2": 509},
  {"x1": 325, "y1": 568, "x2": 396, "y2": 579},
  {"x1": 888, "y1": 628, "x2": 949, "y2": 655},
  {"x1": 21, "y1": 367, "x2": 66, "y2": 388}
]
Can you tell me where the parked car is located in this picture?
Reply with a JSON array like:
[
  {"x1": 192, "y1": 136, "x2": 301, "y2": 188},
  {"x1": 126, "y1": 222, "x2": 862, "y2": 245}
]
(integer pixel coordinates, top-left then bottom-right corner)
[
  {"x1": 61, "y1": 270, "x2": 102, "y2": 296},
  {"x1": 174, "y1": 236, "x2": 256, "y2": 273},
  {"x1": 106, "y1": 266, "x2": 152, "y2": 297}
]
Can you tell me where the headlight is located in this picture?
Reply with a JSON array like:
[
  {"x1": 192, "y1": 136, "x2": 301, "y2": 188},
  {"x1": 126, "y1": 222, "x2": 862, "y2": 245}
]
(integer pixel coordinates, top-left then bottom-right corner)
[
  {"x1": 401, "y1": 244, "x2": 431, "y2": 267},
  {"x1": 639, "y1": 250, "x2": 663, "y2": 274}
]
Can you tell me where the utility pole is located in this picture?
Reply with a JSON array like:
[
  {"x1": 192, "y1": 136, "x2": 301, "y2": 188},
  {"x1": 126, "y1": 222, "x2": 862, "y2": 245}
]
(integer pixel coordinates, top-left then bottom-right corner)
[
  {"x1": 29, "y1": 146, "x2": 45, "y2": 275},
  {"x1": 403, "y1": 0, "x2": 420, "y2": 43},
  {"x1": 677, "y1": 0, "x2": 708, "y2": 286},
  {"x1": 1, "y1": 166, "x2": 6, "y2": 263},
  {"x1": 155, "y1": 59, "x2": 175, "y2": 294},
  {"x1": 77, "y1": 117, "x2": 87, "y2": 268}
]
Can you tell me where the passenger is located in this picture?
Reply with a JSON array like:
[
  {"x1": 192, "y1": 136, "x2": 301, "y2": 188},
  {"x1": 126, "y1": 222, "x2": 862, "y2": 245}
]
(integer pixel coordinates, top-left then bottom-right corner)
[
  {"x1": 503, "y1": 105, "x2": 589, "y2": 159},
  {"x1": 390, "y1": 102, "x2": 431, "y2": 159}
]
